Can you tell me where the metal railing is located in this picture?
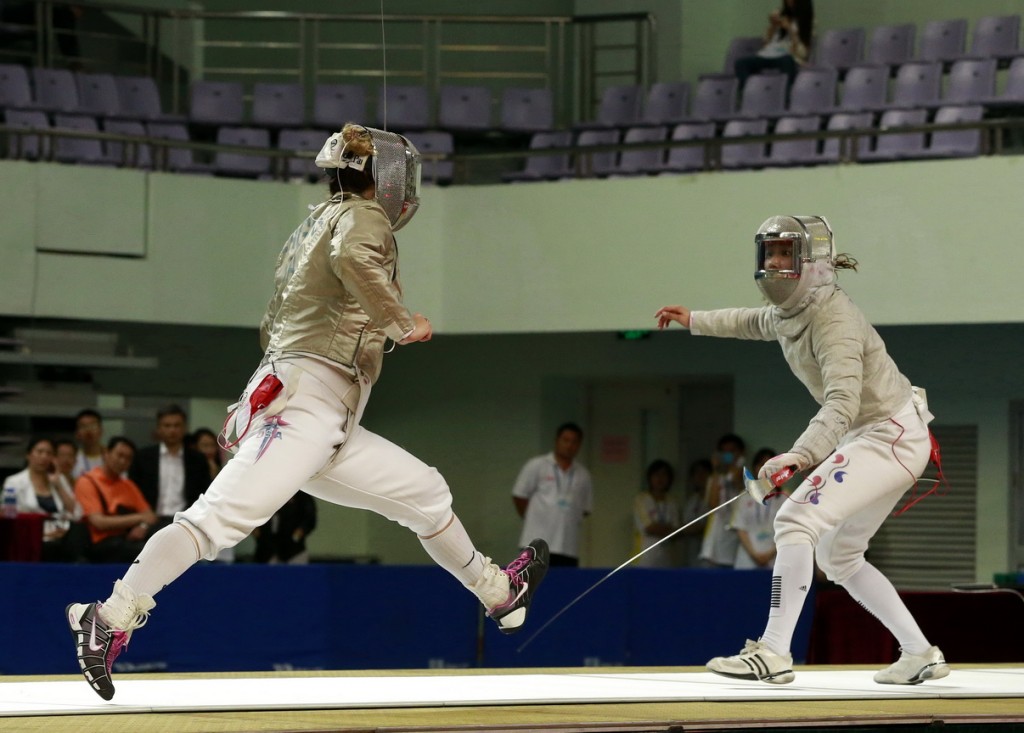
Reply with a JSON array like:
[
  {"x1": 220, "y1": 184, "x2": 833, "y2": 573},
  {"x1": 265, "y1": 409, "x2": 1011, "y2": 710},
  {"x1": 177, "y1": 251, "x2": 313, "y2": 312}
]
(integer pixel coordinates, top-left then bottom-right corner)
[
  {"x1": 3, "y1": 117, "x2": 1022, "y2": 185},
  {"x1": 2, "y1": 1, "x2": 655, "y2": 128}
]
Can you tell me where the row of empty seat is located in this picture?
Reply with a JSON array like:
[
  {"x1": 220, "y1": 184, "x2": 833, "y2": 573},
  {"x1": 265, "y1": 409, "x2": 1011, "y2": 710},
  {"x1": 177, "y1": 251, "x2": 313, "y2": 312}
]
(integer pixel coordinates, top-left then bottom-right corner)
[
  {"x1": 576, "y1": 57, "x2": 1024, "y2": 133},
  {"x1": 504, "y1": 105, "x2": 988, "y2": 181},
  {"x1": 0, "y1": 64, "x2": 557, "y2": 135},
  {"x1": 2, "y1": 108, "x2": 456, "y2": 183}
]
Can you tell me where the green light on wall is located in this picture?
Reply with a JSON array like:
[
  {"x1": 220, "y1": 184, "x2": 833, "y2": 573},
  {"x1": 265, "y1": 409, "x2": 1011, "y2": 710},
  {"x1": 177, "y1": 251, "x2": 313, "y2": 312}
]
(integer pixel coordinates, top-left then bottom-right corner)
[{"x1": 617, "y1": 330, "x2": 652, "y2": 341}]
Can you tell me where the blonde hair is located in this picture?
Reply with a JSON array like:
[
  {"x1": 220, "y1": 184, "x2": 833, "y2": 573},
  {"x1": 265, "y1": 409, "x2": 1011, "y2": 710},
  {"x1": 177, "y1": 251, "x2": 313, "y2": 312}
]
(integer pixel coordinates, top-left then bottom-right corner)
[
  {"x1": 340, "y1": 123, "x2": 374, "y2": 158},
  {"x1": 834, "y1": 252, "x2": 859, "y2": 271},
  {"x1": 328, "y1": 123, "x2": 376, "y2": 195}
]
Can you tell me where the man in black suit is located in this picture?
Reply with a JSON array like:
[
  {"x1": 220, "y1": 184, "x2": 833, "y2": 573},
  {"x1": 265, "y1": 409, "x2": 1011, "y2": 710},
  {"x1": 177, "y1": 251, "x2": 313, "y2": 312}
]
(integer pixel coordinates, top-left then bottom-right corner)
[{"x1": 129, "y1": 404, "x2": 212, "y2": 533}]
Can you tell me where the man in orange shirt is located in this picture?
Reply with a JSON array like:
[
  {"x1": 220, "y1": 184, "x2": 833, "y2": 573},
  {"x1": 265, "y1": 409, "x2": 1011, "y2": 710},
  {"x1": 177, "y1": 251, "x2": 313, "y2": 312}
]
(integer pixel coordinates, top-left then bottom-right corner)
[{"x1": 74, "y1": 437, "x2": 157, "y2": 563}]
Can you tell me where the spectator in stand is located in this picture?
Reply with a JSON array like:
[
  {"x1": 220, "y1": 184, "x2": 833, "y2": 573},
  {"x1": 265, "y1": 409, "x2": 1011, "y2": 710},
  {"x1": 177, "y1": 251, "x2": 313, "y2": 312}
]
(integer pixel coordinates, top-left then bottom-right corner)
[
  {"x1": 75, "y1": 436, "x2": 157, "y2": 563},
  {"x1": 679, "y1": 458, "x2": 712, "y2": 566},
  {"x1": 72, "y1": 409, "x2": 104, "y2": 479},
  {"x1": 732, "y1": 447, "x2": 785, "y2": 570},
  {"x1": 3, "y1": 437, "x2": 83, "y2": 561},
  {"x1": 633, "y1": 459, "x2": 681, "y2": 568},
  {"x1": 129, "y1": 404, "x2": 212, "y2": 534},
  {"x1": 734, "y1": 0, "x2": 814, "y2": 90},
  {"x1": 698, "y1": 433, "x2": 746, "y2": 568},
  {"x1": 54, "y1": 438, "x2": 78, "y2": 491},
  {"x1": 190, "y1": 427, "x2": 224, "y2": 479}
]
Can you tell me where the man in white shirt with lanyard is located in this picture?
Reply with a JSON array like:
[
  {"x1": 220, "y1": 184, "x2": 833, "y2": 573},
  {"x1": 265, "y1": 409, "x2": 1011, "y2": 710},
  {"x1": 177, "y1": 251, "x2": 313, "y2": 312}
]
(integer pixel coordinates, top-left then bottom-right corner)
[{"x1": 512, "y1": 422, "x2": 593, "y2": 567}]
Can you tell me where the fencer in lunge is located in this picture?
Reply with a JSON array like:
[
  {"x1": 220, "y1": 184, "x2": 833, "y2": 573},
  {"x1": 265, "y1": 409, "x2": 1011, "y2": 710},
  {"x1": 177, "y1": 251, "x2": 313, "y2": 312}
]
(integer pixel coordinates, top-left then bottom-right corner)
[
  {"x1": 66, "y1": 123, "x2": 549, "y2": 701},
  {"x1": 656, "y1": 215, "x2": 949, "y2": 685}
]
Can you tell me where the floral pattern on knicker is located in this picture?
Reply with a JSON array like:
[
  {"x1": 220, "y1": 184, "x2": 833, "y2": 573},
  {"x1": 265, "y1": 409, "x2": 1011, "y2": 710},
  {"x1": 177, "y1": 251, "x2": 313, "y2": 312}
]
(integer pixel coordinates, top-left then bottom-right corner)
[{"x1": 790, "y1": 453, "x2": 850, "y2": 505}]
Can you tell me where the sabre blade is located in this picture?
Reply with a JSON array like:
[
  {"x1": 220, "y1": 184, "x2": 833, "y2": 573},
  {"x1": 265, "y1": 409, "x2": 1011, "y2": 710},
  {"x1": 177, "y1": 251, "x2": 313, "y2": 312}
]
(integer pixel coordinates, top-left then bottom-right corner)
[{"x1": 516, "y1": 492, "x2": 745, "y2": 652}]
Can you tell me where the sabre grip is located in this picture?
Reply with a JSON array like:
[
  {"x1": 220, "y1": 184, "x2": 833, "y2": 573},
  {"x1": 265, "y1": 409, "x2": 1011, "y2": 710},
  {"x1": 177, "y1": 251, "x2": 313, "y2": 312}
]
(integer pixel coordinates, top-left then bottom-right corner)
[{"x1": 769, "y1": 466, "x2": 795, "y2": 488}]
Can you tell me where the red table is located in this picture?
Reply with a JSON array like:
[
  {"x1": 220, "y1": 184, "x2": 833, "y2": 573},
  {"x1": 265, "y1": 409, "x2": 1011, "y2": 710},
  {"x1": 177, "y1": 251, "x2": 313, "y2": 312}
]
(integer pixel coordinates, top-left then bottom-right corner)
[
  {"x1": 0, "y1": 513, "x2": 46, "y2": 561},
  {"x1": 807, "y1": 586, "x2": 1024, "y2": 664}
]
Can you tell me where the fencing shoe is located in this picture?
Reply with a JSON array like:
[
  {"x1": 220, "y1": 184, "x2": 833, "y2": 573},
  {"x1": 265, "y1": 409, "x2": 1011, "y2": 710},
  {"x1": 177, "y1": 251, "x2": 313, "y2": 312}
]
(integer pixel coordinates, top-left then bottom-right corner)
[
  {"x1": 874, "y1": 646, "x2": 950, "y2": 685},
  {"x1": 486, "y1": 538, "x2": 549, "y2": 635},
  {"x1": 66, "y1": 580, "x2": 155, "y2": 701},
  {"x1": 707, "y1": 639, "x2": 796, "y2": 684}
]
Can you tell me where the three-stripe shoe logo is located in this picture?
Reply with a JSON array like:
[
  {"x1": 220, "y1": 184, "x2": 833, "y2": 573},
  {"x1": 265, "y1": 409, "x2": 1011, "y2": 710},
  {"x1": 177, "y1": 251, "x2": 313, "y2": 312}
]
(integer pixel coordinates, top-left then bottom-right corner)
[{"x1": 742, "y1": 652, "x2": 774, "y2": 680}]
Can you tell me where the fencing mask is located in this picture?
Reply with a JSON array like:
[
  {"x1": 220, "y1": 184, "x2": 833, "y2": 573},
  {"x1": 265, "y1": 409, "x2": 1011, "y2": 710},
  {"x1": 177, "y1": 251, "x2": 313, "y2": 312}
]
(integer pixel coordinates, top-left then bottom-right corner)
[
  {"x1": 315, "y1": 126, "x2": 422, "y2": 232},
  {"x1": 754, "y1": 215, "x2": 836, "y2": 309}
]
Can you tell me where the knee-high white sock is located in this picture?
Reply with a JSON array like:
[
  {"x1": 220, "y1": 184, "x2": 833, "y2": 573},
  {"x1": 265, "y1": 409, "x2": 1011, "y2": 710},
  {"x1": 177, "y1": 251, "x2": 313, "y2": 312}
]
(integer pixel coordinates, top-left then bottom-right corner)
[
  {"x1": 840, "y1": 561, "x2": 930, "y2": 655},
  {"x1": 759, "y1": 543, "x2": 814, "y2": 656},
  {"x1": 121, "y1": 522, "x2": 204, "y2": 599},
  {"x1": 419, "y1": 513, "x2": 488, "y2": 588}
]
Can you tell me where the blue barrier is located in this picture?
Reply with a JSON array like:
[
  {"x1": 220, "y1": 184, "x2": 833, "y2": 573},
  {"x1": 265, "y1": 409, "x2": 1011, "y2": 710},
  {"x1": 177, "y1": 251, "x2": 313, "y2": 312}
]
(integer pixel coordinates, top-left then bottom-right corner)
[{"x1": 3, "y1": 563, "x2": 814, "y2": 675}]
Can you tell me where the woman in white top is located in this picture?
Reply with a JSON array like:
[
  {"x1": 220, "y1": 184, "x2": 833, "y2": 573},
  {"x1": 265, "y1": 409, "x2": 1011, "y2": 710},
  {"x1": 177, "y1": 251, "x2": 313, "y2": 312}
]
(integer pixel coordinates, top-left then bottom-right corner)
[
  {"x1": 3, "y1": 437, "x2": 81, "y2": 560},
  {"x1": 734, "y1": 0, "x2": 814, "y2": 89},
  {"x1": 633, "y1": 459, "x2": 681, "y2": 568}
]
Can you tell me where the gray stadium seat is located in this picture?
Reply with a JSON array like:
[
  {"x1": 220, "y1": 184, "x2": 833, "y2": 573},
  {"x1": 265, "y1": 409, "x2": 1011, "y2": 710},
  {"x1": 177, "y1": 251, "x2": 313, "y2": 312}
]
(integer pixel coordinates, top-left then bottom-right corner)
[
  {"x1": 0, "y1": 63, "x2": 33, "y2": 110},
  {"x1": 943, "y1": 58, "x2": 997, "y2": 106},
  {"x1": 837, "y1": 64, "x2": 889, "y2": 112},
  {"x1": 720, "y1": 117, "x2": 768, "y2": 169},
  {"x1": 277, "y1": 128, "x2": 329, "y2": 182},
  {"x1": 917, "y1": 19, "x2": 967, "y2": 64},
  {"x1": 312, "y1": 84, "x2": 366, "y2": 129},
  {"x1": 376, "y1": 84, "x2": 430, "y2": 130},
  {"x1": 500, "y1": 87, "x2": 554, "y2": 133},
  {"x1": 438, "y1": 85, "x2": 492, "y2": 132},
  {"x1": 115, "y1": 75, "x2": 181, "y2": 122},
  {"x1": 52, "y1": 114, "x2": 110, "y2": 165},
  {"x1": 689, "y1": 75, "x2": 737, "y2": 121},
  {"x1": 502, "y1": 130, "x2": 573, "y2": 182},
  {"x1": 733, "y1": 72, "x2": 787, "y2": 119},
  {"x1": 146, "y1": 121, "x2": 213, "y2": 174},
  {"x1": 818, "y1": 111, "x2": 874, "y2": 162},
  {"x1": 766, "y1": 115, "x2": 821, "y2": 167},
  {"x1": 928, "y1": 105, "x2": 984, "y2": 158},
  {"x1": 613, "y1": 125, "x2": 667, "y2": 175},
  {"x1": 884, "y1": 61, "x2": 942, "y2": 109},
  {"x1": 641, "y1": 82, "x2": 690, "y2": 125},
  {"x1": 4, "y1": 108, "x2": 49, "y2": 159},
  {"x1": 76, "y1": 72, "x2": 121, "y2": 117},
  {"x1": 214, "y1": 126, "x2": 271, "y2": 177},
  {"x1": 102, "y1": 118, "x2": 151, "y2": 168},
  {"x1": 190, "y1": 80, "x2": 245, "y2": 125},
  {"x1": 576, "y1": 84, "x2": 642, "y2": 129},
  {"x1": 860, "y1": 108, "x2": 928, "y2": 162},
  {"x1": 574, "y1": 128, "x2": 619, "y2": 177},
  {"x1": 32, "y1": 67, "x2": 79, "y2": 113},
  {"x1": 723, "y1": 36, "x2": 765, "y2": 75},
  {"x1": 813, "y1": 27, "x2": 865, "y2": 71},
  {"x1": 866, "y1": 23, "x2": 916, "y2": 67},
  {"x1": 787, "y1": 67, "x2": 837, "y2": 115},
  {"x1": 404, "y1": 131, "x2": 454, "y2": 184},
  {"x1": 655, "y1": 121, "x2": 715, "y2": 174},
  {"x1": 252, "y1": 82, "x2": 305, "y2": 128},
  {"x1": 968, "y1": 14, "x2": 1021, "y2": 62}
]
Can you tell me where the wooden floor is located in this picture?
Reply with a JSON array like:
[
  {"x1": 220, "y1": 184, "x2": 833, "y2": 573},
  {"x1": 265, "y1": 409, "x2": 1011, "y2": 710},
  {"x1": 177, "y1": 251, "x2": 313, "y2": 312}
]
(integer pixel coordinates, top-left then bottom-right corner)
[{"x1": 3, "y1": 665, "x2": 1023, "y2": 733}]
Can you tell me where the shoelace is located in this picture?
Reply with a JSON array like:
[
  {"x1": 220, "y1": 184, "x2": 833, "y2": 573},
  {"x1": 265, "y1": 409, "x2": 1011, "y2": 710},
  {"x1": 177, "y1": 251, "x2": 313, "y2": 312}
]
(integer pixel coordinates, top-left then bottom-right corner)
[{"x1": 503, "y1": 548, "x2": 533, "y2": 586}]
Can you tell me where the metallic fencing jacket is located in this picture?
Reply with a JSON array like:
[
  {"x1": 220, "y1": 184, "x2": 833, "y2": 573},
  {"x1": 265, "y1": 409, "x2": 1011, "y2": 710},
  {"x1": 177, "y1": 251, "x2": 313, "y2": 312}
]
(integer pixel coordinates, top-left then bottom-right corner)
[
  {"x1": 690, "y1": 285, "x2": 914, "y2": 466},
  {"x1": 259, "y1": 193, "x2": 416, "y2": 387}
]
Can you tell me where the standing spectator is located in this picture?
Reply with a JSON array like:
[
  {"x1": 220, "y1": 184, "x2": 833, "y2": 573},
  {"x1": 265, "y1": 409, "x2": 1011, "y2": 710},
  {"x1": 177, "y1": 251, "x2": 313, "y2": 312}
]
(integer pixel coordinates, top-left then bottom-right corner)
[
  {"x1": 129, "y1": 404, "x2": 212, "y2": 534},
  {"x1": 3, "y1": 437, "x2": 82, "y2": 561},
  {"x1": 75, "y1": 437, "x2": 157, "y2": 563},
  {"x1": 699, "y1": 433, "x2": 746, "y2": 568},
  {"x1": 732, "y1": 447, "x2": 784, "y2": 569},
  {"x1": 512, "y1": 422, "x2": 593, "y2": 567},
  {"x1": 679, "y1": 458, "x2": 712, "y2": 566},
  {"x1": 253, "y1": 491, "x2": 318, "y2": 564},
  {"x1": 72, "y1": 409, "x2": 104, "y2": 479},
  {"x1": 734, "y1": 0, "x2": 814, "y2": 90},
  {"x1": 190, "y1": 427, "x2": 224, "y2": 479},
  {"x1": 633, "y1": 459, "x2": 681, "y2": 568}
]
